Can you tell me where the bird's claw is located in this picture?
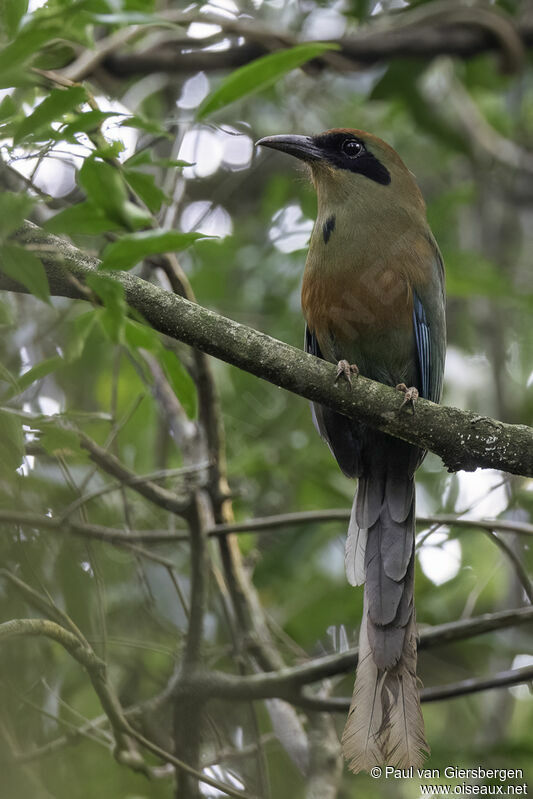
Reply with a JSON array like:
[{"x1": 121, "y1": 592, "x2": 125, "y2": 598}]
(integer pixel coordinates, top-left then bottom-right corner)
[
  {"x1": 396, "y1": 383, "x2": 419, "y2": 412},
  {"x1": 335, "y1": 360, "x2": 359, "y2": 386}
]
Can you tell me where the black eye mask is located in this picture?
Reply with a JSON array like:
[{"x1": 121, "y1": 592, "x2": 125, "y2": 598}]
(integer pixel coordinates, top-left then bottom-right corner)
[{"x1": 312, "y1": 132, "x2": 391, "y2": 186}]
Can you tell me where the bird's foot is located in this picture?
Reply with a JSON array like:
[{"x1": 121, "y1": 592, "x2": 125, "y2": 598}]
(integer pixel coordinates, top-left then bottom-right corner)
[
  {"x1": 396, "y1": 383, "x2": 419, "y2": 412},
  {"x1": 335, "y1": 360, "x2": 359, "y2": 386}
]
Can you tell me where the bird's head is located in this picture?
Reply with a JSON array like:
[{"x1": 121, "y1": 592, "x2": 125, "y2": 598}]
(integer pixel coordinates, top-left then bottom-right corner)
[{"x1": 256, "y1": 128, "x2": 424, "y2": 215}]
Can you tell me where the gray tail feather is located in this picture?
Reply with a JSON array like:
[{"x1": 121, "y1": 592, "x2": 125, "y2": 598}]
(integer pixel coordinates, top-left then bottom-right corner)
[
  {"x1": 345, "y1": 496, "x2": 367, "y2": 587},
  {"x1": 342, "y1": 464, "x2": 429, "y2": 772},
  {"x1": 341, "y1": 602, "x2": 429, "y2": 772}
]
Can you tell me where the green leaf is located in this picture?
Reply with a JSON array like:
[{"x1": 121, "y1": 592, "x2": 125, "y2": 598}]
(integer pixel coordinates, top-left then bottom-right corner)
[
  {"x1": 0, "y1": 362, "x2": 19, "y2": 393},
  {"x1": 0, "y1": 299, "x2": 14, "y2": 326},
  {"x1": 61, "y1": 109, "x2": 122, "y2": 138},
  {"x1": 124, "y1": 317, "x2": 160, "y2": 351},
  {"x1": 39, "y1": 424, "x2": 88, "y2": 460},
  {"x1": 123, "y1": 150, "x2": 153, "y2": 168},
  {"x1": 119, "y1": 115, "x2": 170, "y2": 136},
  {"x1": 0, "y1": 243, "x2": 50, "y2": 302},
  {"x1": 123, "y1": 319, "x2": 197, "y2": 418},
  {"x1": 0, "y1": 94, "x2": 17, "y2": 123},
  {"x1": 0, "y1": 94, "x2": 19, "y2": 122},
  {"x1": 0, "y1": 407, "x2": 24, "y2": 459},
  {"x1": 0, "y1": 409, "x2": 24, "y2": 476},
  {"x1": 95, "y1": 306, "x2": 121, "y2": 342},
  {"x1": 159, "y1": 347, "x2": 197, "y2": 419},
  {"x1": 197, "y1": 42, "x2": 339, "y2": 119},
  {"x1": 120, "y1": 202, "x2": 153, "y2": 230},
  {"x1": 0, "y1": 27, "x2": 62, "y2": 73},
  {"x1": 14, "y1": 85, "x2": 87, "y2": 143},
  {"x1": 100, "y1": 230, "x2": 209, "y2": 271},
  {"x1": 44, "y1": 201, "x2": 124, "y2": 235},
  {"x1": 87, "y1": 272, "x2": 125, "y2": 310},
  {"x1": 1, "y1": 0, "x2": 28, "y2": 38},
  {"x1": 65, "y1": 311, "x2": 97, "y2": 361},
  {"x1": 0, "y1": 192, "x2": 35, "y2": 240},
  {"x1": 125, "y1": 0, "x2": 156, "y2": 10},
  {"x1": 124, "y1": 169, "x2": 169, "y2": 213},
  {"x1": 154, "y1": 158, "x2": 192, "y2": 169},
  {"x1": 28, "y1": 1, "x2": 99, "y2": 49},
  {"x1": 91, "y1": 139, "x2": 125, "y2": 159},
  {"x1": 3, "y1": 356, "x2": 63, "y2": 401},
  {"x1": 32, "y1": 42, "x2": 78, "y2": 73},
  {"x1": 124, "y1": 150, "x2": 192, "y2": 169},
  {"x1": 18, "y1": 356, "x2": 63, "y2": 393},
  {"x1": 77, "y1": 157, "x2": 152, "y2": 230},
  {"x1": 0, "y1": 66, "x2": 33, "y2": 90},
  {"x1": 86, "y1": 273, "x2": 125, "y2": 342},
  {"x1": 78, "y1": 158, "x2": 129, "y2": 226}
]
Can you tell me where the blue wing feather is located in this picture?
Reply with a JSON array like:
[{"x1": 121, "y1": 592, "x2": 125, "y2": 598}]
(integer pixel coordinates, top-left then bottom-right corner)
[
  {"x1": 413, "y1": 243, "x2": 446, "y2": 405},
  {"x1": 413, "y1": 291, "x2": 431, "y2": 401}
]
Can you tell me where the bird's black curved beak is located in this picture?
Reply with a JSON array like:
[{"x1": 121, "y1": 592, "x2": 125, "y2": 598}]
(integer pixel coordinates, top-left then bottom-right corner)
[{"x1": 256, "y1": 134, "x2": 321, "y2": 162}]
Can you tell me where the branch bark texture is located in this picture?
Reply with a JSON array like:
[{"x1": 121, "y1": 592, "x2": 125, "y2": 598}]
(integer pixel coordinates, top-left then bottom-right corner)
[
  {"x1": 2, "y1": 222, "x2": 532, "y2": 477},
  {"x1": 102, "y1": 16, "x2": 533, "y2": 78}
]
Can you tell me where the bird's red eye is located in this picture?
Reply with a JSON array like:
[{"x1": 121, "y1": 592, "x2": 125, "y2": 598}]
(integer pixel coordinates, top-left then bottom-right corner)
[{"x1": 342, "y1": 139, "x2": 363, "y2": 158}]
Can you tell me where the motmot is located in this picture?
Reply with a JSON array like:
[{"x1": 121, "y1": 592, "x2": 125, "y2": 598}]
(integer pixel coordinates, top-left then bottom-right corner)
[{"x1": 257, "y1": 130, "x2": 446, "y2": 771}]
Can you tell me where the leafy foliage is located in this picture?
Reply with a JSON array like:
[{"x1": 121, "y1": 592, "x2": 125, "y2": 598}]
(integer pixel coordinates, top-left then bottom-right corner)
[
  {"x1": 197, "y1": 42, "x2": 340, "y2": 118},
  {"x1": 0, "y1": 1, "x2": 532, "y2": 798}
]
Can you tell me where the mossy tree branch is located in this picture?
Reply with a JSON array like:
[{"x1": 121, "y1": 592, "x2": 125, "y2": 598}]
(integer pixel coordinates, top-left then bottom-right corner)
[{"x1": 2, "y1": 221, "x2": 532, "y2": 477}]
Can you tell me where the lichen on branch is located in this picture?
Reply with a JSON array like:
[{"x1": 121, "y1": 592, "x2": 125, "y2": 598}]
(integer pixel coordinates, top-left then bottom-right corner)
[{"x1": 2, "y1": 221, "x2": 532, "y2": 478}]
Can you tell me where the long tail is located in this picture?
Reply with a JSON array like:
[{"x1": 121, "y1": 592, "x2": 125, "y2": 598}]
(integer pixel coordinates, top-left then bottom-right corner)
[{"x1": 342, "y1": 453, "x2": 429, "y2": 772}]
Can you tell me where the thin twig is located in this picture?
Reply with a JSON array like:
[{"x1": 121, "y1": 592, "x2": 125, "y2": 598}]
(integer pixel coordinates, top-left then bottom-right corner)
[
  {"x1": 125, "y1": 726, "x2": 257, "y2": 799},
  {"x1": 289, "y1": 664, "x2": 533, "y2": 711},
  {"x1": 483, "y1": 531, "x2": 533, "y2": 603},
  {"x1": 0, "y1": 619, "x2": 257, "y2": 798},
  {"x1": 170, "y1": 605, "x2": 533, "y2": 700},
  {"x1": 206, "y1": 510, "x2": 533, "y2": 538},
  {"x1": 60, "y1": 464, "x2": 209, "y2": 521},
  {"x1": 0, "y1": 619, "x2": 145, "y2": 771},
  {"x1": 421, "y1": 664, "x2": 533, "y2": 702},
  {"x1": 0, "y1": 510, "x2": 184, "y2": 543},
  {"x1": 0, "y1": 570, "x2": 87, "y2": 643},
  {"x1": 78, "y1": 431, "x2": 191, "y2": 516},
  {"x1": 173, "y1": 494, "x2": 210, "y2": 798},
  {"x1": 276, "y1": 659, "x2": 533, "y2": 713}
]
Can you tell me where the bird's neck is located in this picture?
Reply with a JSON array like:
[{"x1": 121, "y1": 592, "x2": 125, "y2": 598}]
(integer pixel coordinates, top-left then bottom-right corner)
[{"x1": 314, "y1": 178, "x2": 426, "y2": 254}]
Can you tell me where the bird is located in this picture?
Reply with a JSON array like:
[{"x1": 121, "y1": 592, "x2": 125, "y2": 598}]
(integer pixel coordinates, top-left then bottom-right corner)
[{"x1": 256, "y1": 129, "x2": 446, "y2": 772}]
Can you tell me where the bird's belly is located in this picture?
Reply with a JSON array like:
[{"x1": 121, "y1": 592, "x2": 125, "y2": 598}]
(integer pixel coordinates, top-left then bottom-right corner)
[
  {"x1": 344, "y1": 328, "x2": 417, "y2": 388},
  {"x1": 302, "y1": 266, "x2": 417, "y2": 386}
]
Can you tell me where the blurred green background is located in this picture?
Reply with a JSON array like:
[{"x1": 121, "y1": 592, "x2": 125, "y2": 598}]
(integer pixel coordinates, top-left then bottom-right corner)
[{"x1": 0, "y1": 0, "x2": 532, "y2": 797}]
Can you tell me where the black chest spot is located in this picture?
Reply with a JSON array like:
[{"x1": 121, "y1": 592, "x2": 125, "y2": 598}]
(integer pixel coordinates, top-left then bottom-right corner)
[{"x1": 323, "y1": 214, "x2": 336, "y2": 244}]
